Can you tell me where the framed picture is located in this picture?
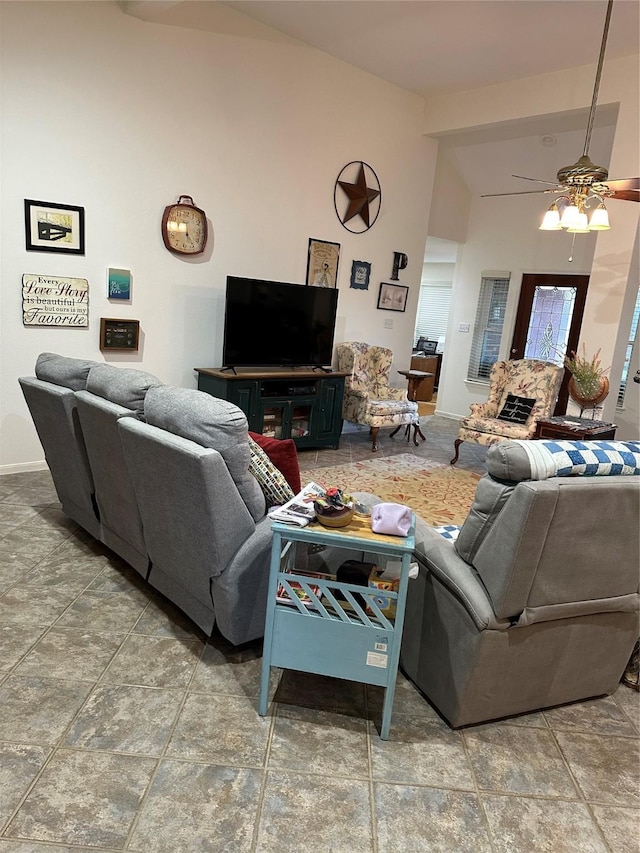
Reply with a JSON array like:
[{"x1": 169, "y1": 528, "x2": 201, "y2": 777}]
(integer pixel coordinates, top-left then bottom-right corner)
[
  {"x1": 100, "y1": 318, "x2": 140, "y2": 351},
  {"x1": 306, "y1": 238, "x2": 340, "y2": 288},
  {"x1": 350, "y1": 260, "x2": 371, "y2": 290},
  {"x1": 24, "y1": 199, "x2": 85, "y2": 255},
  {"x1": 108, "y1": 268, "x2": 131, "y2": 300},
  {"x1": 377, "y1": 281, "x2": 409, "y2": 312}
]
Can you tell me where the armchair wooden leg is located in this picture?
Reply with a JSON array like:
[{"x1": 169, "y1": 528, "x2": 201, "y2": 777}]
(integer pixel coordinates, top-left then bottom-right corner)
[
  {"x1": 450, "y1": 438, "x2": 463, "y2": 465},
  {"x1": 370, "y1": 427, "x2": 380, "y2": 452},
  {"x1": 389, "y1": 425, "x2": 402, "y2": 439}
]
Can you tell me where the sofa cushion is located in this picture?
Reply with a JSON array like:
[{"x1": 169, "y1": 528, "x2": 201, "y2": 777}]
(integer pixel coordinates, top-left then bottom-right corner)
[
  {"x1": 496, "y1": 394, "x2": 535, "y2": 424},
  {"x1": 248, "y1": 432, "x2": 301, "y2": 493},
  {"x1": 143, "y1": 386, "x2": 265, "y2": 522},
  {"x1": 86, "y1": 364, "x2": 163, "y2": 417},
  {"x1": 35, "y1": 352, "x2": 99, "y2": 391},
  {"x1": 248, "y1": 437, "x2": 295, "y2": 507}
]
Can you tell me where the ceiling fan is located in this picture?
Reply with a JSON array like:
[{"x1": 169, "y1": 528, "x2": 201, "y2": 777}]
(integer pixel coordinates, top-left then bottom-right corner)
[{"x1": 483, "y1": 0, "x2": 639, "y2": 233}]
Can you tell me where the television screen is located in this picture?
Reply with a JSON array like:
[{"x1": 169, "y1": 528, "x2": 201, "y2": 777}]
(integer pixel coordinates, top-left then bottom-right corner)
[{"x1": 222, "y1": 276, "x2": 338, "y2": 368}]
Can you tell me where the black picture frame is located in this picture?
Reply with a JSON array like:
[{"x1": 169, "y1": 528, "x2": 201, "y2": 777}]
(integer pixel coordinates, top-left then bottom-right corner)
[
  {"x1": 24, "y1": 199, "x2": 85, "y2": 255},
  {"x1": 377, "y1": 281, "x2": 408, "y2": 312},
  {"x1": 306, "y1": 238, "x2": 340, "y2": 288},
  {"x1": 100, "y1": 318, "x2": 140, "y2": 351},
  {"x1": 350, "y1": 260, "x2": 371, "y2": 290}
]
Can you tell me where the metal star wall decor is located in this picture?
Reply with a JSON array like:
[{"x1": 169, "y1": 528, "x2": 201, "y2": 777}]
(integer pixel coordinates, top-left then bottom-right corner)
[{"x1": 334, "y1": 161, "x2": 382, "y2": 233}]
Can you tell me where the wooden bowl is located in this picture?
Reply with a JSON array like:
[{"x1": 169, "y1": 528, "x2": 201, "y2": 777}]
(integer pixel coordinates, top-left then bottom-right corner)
[{"x1": 314, "y1": 504, "x2": 355, "y2": 528}]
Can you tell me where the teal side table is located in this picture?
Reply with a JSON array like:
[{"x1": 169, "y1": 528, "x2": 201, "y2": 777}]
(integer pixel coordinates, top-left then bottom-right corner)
[{"x1": 259, "y1": 515, "x2": 415, "y2": 739}]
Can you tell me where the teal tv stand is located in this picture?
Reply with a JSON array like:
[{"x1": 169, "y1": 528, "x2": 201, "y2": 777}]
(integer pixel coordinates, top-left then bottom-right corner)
[{"x1": 195, "y1": 367, "x2": 347, "y2": 450}]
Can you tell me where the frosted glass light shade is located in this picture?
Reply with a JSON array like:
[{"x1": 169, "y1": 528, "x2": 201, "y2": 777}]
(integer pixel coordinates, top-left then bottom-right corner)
[
  {"x1": 566, "y1": 212, "x2": 590, "y2": 233},
  {"x1": 560, "y1": 204, "x2": 581, "y2": 228},
  {"x1": 539, "y1": 204, "x2": 562, "y2": 230},
  {"x1": 588, "y1": 204, "x2": 611, "y2": 230}
]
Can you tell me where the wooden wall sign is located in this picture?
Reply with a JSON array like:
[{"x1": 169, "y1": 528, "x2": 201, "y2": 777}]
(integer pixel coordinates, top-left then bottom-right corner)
[{"x1": 22, "y1": 273, "x2": 88, "y2": 327}]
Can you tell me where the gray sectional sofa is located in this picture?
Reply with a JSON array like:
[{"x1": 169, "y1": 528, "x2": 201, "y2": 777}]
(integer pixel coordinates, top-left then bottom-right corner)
[{"x1": 20, "y1": 352, "x2": 276, "y2": 644}]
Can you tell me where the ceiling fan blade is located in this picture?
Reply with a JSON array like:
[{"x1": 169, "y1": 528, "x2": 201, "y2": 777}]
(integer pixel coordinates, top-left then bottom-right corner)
[
  {"x1": 512, "y1": 174, "x2": 560, "y2": 186},
  {"x1": 605, "y1": 177, "x2": 640, "y2": 199},
  {"x1": 481, "y1": 189, "x2": 553, "y2": 198},
  {"x1": 606, "y1": 177, "x2": 640, "y2": 191},
  {"x1": 608, "y1": 189, "x2": 640, "y2": 202}
]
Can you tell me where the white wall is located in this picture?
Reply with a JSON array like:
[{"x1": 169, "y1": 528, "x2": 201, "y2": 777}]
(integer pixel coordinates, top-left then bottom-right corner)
[
  {"x1": 421, "y1": 263, "x2": 455, "y2": 284},
  {"x1": 1, "y1": 1, "x2": 436, "y2": 470}
]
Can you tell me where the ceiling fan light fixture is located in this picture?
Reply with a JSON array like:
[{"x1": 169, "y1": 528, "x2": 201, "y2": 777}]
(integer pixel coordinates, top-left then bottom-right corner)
[
  {"x1": 539, "y1": 202, "x2": 562, "y2": 230},
  {"x1": 588, "y1": 202, "x2": 611, "y2": 230}
]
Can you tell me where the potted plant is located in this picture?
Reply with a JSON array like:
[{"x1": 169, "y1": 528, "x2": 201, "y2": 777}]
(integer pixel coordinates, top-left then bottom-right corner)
[{"x1": 564, "y1": 345, "x2": 610, "y2": 410}]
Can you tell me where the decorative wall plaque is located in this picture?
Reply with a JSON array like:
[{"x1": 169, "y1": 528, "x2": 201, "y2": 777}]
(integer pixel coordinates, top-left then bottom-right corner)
[
  {"x1": 334, "y1": 161, "x2": 381, "y2": 233},
  {"x1": 100, "y1": 318, "x2": 140, "y2": 351},
  {"x1": 22, "y1": 273, "x2": 88, "y2": 327}
]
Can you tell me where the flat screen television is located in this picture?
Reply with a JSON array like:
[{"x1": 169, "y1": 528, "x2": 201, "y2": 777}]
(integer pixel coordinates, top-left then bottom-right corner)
[{"x1": 222, "y1": 276, "x2": 339, "y2": 368}]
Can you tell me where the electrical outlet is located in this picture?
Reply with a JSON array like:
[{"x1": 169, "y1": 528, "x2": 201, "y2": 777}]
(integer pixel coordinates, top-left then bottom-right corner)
[
  {"x1": 458, "y1": 323, "x2": 470, "y2": 333},
  {"x1": 384, "y1": 318, "x2": 394, "y2": 329}
]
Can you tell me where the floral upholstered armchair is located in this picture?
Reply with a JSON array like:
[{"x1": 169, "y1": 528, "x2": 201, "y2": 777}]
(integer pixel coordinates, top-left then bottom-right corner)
[
  {"x1": 336, "y1": 342, "x2": 419, "y2": 451},
  {"x1": 450, "y1": 358, "x2": 564, "y2": 464}
]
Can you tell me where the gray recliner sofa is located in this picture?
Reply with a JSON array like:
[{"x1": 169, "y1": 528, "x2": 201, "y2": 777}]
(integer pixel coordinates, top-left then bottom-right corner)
[
  {"x1": 401, "y1": 438, "x2": 640, "y2": 727},
  {"x1": 19, "y1": 354, "x2": 281, "y2": 644}
]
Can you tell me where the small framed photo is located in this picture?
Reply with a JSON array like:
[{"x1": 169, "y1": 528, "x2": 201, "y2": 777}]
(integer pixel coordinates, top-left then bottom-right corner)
[
  {"x1": 100, "y1": 318, "x2": 140, "y2": 351},
  {"x1": 108, "y1": 268, "x2": 131, "y2": 300},
  {"x1": 306, "y1": 238, "x2": 340, "y2": 288},
  {"x1": 24, "y1": 199, "x2": 85, "y2": 255},
  {"x1": 350, "y1": 260, "x2": 371, "y2": 290},
  {"x1": 377, "y1": 281, "x2": 408, "y2": 312}
]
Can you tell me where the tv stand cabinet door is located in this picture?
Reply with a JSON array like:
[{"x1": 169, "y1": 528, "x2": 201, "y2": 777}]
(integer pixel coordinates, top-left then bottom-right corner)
[
  {"x1": 316, "y1": 377, "x2": 345, "y2": 448},
  {"x1": 196, "y1": 373, "x2": 260, "y2": 427}
]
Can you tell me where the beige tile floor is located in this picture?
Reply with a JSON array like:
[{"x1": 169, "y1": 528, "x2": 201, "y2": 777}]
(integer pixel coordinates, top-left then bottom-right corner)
[{"x1": 0, "y1": 416, "x2": 638, "y2": 852}]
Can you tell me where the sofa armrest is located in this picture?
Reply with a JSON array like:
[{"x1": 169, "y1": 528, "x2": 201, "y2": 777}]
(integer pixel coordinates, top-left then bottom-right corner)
[{"x1": 413, "y1": 520, "x2": 508, "y2": 631}]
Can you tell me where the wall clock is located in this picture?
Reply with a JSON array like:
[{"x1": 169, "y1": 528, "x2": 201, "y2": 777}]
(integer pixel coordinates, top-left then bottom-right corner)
[
  {"x1": 161, "y1": 195, "x2": 208, "y2": 255},
  {"x1": 334, "y1": 161, "x2": 381, "y2": 233}
]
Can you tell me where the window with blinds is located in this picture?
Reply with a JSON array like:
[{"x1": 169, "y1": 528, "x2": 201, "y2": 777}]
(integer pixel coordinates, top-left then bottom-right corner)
[
  {"x1": 617, "y1": 286, "x2": 640, "y2": 408},
  {"x1": 468, "y1": 275, "x2": 511, "y2": 381},
  {"x1": 413, "y1": 283, "x2": 452, "y2": 346}
]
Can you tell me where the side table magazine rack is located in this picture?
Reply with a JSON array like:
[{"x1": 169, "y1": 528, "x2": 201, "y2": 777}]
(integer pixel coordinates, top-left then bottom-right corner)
[{"x1": 259, "y1": 514, "x2": 416, "y2": 739}]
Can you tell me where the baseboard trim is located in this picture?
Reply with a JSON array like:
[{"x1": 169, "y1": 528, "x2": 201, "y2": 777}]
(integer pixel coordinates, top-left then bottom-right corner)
[
  {"x1": 1, "y1": 461, "x2": 48, "y2": 476},
  {"x1": 429, "y1": 410, "x2": 459, "y2": 421}
]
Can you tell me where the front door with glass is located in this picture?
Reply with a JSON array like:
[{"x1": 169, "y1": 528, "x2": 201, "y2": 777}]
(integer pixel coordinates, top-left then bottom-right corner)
[{"x1": 510, "y1": 274, "x2": 589, "y2": 413}]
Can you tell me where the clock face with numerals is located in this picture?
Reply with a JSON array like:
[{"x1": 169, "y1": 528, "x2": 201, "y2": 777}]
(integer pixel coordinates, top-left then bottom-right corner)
[{"x1": 162, "y1": 199, "x2": 208, "y2": 255}]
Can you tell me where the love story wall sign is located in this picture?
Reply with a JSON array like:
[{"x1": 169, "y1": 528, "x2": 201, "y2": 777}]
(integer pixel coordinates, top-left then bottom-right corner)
[{"x1": 22, "y1": 273, "x2": 89, "y2": 327}]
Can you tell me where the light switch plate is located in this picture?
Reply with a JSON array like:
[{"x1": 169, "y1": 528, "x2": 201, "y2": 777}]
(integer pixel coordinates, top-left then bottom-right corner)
[{"x1": 458, "y1": 323, "x2": 470, "y2": 333}]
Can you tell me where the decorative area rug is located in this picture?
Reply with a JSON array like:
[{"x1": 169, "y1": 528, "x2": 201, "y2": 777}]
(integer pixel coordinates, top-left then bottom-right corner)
[{"x1": 303, "y1": 454, "x2": 481, "y2": 527}]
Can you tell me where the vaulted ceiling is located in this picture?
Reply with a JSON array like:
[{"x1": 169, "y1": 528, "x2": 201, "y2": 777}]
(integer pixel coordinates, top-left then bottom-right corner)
[{"x1": 122, "y1": 1, "x2": 639, "y2": 99}]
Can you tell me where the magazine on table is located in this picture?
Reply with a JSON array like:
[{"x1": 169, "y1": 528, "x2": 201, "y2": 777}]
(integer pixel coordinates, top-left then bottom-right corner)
[{"x1": 268, "y1": 481, "x2": 326, "y2": 526}]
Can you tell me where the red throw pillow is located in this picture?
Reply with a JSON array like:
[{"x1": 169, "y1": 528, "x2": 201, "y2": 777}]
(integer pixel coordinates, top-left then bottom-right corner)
[{"x1": 248, "y1": 432, "x2": 301, "y2": 493}]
